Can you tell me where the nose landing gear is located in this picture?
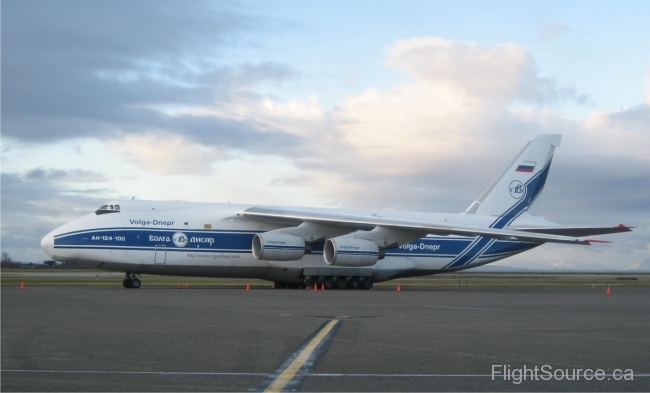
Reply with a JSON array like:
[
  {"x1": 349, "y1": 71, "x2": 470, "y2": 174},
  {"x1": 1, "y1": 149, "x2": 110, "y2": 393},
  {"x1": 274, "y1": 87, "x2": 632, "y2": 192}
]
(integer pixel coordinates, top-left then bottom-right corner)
[{"x1": 123, "y1": 274, "x2": 141, "y2": 289}]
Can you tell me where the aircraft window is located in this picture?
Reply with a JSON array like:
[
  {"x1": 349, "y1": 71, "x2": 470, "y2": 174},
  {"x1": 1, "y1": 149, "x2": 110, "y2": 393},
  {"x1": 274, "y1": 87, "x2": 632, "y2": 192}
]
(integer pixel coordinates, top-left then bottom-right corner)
[{"x1": 95, "y1": 204, "x2": 121, "y2": 215}]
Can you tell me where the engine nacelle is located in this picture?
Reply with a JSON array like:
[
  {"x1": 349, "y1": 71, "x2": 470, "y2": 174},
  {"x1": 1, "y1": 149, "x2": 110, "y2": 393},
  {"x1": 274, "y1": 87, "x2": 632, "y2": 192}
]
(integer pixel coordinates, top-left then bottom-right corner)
[
  {"x1": 324, "y1": 237, "x2": 380, "y2": 267},
  {"x1": 252, "y1": 233, "x2": 306, "y2": 261}
]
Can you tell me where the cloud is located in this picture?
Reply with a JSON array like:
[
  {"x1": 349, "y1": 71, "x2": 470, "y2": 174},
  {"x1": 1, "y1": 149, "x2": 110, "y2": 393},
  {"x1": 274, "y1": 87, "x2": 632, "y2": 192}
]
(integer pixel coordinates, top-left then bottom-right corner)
[
  {"x1": 161, "y1": 112, "x2": 306, "y2": 156},
  {"x1": 1, "y1": 172, "x2": 109, "y2": 261},
  {"x1": 646, "y1": 69, "x2": 650, "y2": 104},
  {"x1": 108, "y1": 133, "x2": 217, "y2": 176},
  {"x1": 541, "y1": 155, "x2": 650, "y2": 225},
  {"x1": 214, "y1": 94, "x2": 326, "y2": 138},
  {"x1": 326, "y1": 38, "x2": 587, "y2": 176},
  {"x1": 578, "y1": 104, "x2": 650, "y2": 159},
  {"x1": 25, "y1": 168, "x2": 109, "y2": 183},
  {"x1": 196, "y1": 37, "x2": 648, "y2": 224},
  {"x1": 214, "y1": 38, "x2": 552, "y2": 180},
  {"x1": 539, "y1": 22, "x2": 570, "y2": 42},
  {"x1": 385, "y1": 37, "x2": 528, "y2": 99},
  {"x1": 1, "y1": 0, "x2": 300, "y2": 157}
]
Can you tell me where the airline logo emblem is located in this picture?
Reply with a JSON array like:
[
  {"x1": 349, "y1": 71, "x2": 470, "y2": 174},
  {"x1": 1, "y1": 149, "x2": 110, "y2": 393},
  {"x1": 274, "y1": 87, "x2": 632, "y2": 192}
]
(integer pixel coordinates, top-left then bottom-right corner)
[
  {"x1": 509, "y1": 180, "x2": 525, "y2": 199},
  {"x1": 172, "y1": 232, "x2": 188, "y2": 248}
]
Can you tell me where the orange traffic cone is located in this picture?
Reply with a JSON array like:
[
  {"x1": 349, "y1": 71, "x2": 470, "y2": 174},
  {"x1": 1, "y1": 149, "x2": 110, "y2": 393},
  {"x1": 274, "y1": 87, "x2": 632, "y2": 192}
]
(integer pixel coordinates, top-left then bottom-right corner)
[
  {"x1": 314, "y1": 284, "x2": 318, "y2": 291},
  {"x1": 396, "y1": 284, "x2": 401, "y2": 292},
  {"x1": 321, "y1": 283, "x2": 325, "y2": 291},
  {"x1": 185, "y1": 282, "x2": 188, "y2": 288},
  {"x1": 246, "y1": 283, "x2": 250, "y2": 290},
  {"x1": 178, "y1": 282, "x2": 181, "y2": 288},
  {"x1": 20, "y1": 281, "x2": 25, "y2": 289},
  {"x1": 606, "y1": 286, "x2": 611, "y2": 295}
]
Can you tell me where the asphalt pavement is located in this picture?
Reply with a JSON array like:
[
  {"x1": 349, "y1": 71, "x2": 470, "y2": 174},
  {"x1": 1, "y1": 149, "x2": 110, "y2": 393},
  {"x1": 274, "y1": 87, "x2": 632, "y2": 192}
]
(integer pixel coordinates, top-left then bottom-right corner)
[{"x1": 2, "y1": 285, "x2": 649, "y2": 391}]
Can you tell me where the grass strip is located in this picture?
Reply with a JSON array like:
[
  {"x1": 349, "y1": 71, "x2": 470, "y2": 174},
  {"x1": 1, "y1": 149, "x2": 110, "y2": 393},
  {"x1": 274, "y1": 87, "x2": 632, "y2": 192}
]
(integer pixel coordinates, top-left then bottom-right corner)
[{"x1": 2, "y1": 270, "x2": 648, "y2": 289}]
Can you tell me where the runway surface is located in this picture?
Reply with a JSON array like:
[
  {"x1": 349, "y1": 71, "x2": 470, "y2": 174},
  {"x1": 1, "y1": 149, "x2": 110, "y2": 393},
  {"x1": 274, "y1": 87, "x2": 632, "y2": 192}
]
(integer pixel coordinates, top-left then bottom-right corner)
[{"x1": 2, "y1": 286, "x2": 649, "y2": 391}]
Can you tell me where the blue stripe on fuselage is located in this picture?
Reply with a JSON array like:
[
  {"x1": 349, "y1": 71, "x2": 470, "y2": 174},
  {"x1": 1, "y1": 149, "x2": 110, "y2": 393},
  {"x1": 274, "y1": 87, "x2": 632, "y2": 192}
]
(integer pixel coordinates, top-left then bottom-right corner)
[
  {"x1": 54, "y1": 228, "x2": 256, "y2": 251},
  {"x1": 54, "y1": 228, "x2": 537, "y2": 263}
]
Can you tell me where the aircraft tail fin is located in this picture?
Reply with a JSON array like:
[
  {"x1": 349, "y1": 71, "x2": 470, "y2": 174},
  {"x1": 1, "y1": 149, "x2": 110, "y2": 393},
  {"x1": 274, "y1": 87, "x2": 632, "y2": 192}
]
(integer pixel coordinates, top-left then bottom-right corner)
[{"x1": 464, "y1": 134, "x2": 561, "y2": 228}]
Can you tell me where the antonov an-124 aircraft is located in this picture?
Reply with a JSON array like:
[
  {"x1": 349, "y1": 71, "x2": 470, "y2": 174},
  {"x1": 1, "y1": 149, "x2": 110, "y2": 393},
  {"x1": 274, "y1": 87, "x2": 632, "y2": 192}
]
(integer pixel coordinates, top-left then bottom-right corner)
[{"x1": 41, "y1": 134, "x2": 631, "y2": 289}]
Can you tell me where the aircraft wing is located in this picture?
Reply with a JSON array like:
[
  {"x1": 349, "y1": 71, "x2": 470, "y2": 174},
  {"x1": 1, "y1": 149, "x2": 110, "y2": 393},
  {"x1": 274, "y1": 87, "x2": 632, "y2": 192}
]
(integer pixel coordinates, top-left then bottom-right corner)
[
  {"x1": 508, "y1": 225, "x2": 632, "y2": 237},
  {"x1": 243, "y1": 206, "x2": 597, "y2": 246}
]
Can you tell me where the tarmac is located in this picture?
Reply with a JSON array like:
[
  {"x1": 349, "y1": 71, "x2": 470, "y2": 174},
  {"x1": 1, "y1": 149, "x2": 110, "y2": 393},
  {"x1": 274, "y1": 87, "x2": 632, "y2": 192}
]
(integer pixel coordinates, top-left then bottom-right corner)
[{"x1": 2, "y1": 285, "x2": 649, "y2": 392}]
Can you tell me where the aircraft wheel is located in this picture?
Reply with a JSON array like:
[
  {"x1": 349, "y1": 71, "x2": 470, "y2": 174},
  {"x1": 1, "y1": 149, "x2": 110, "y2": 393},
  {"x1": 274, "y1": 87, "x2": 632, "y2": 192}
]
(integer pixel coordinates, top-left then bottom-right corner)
[
  {"x1": 336, "y1": 280, "x2": 347, "y2": 289},
  {"x1": 348, "y1": 278, "x2": 361, "y2": 290},
  {"x1": 324, "y1": 279, "x2": 334, "y2": 289},
  {"x1": 131, "y1": 278, "x2": 141, "y2": 289},
  {"x1": 307, "y1": 278, "x2": 318, "y2": 289},
  {"x1": 362, "y1": 279, "x2": 373, "y2": 290},
  {"x1": 123, "y1": 279, "x2": 129, "y2": 288}
]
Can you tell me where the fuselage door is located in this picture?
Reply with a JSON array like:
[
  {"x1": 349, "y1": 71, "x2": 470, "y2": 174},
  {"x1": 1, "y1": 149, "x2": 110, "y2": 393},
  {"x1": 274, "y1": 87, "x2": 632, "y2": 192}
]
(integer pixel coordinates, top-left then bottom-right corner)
[{"x1": 154, "y1": 245, "x2": 166, "y2": 264}]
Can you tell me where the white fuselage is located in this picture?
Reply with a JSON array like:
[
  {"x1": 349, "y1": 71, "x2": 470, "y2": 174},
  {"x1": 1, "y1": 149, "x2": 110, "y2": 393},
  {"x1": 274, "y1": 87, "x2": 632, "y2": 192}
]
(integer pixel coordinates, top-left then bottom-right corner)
[{"x1": 41, "y1": 200, "x2": 545, "y2": 283}]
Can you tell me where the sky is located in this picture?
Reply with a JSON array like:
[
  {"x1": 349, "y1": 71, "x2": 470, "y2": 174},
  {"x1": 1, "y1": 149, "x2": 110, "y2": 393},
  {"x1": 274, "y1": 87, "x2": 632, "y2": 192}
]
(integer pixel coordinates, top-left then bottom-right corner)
[{"x1": 2, "y1": 0, "x2": 649, "y2": 270}]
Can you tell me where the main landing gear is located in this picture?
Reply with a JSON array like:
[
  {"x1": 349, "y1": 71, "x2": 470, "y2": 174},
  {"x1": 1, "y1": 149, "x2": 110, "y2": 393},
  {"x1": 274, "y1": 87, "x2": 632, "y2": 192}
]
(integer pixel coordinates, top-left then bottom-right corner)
[
  {"x1": 272, "y1": 282, "x2": 304, "y2": 289},
  {"x1": 301, "y1": 276, "x2": 374, "y2": 290},
  {"x1": 123, "y1": 274, "x2": 141, "y2": 289}
]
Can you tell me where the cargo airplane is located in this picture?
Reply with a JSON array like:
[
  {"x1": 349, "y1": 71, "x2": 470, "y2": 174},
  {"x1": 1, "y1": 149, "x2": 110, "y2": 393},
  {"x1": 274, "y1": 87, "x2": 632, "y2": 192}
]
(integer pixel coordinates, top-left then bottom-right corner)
[{"x1": 41, "y1": 135, "x2": 631, "y2": 289}]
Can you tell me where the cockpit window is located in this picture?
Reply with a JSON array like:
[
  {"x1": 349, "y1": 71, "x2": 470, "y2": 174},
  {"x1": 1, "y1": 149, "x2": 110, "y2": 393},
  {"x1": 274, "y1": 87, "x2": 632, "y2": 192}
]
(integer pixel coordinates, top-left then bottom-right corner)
[{"x1": 95, "y1": 204, "x2": 121, "y2": 215}]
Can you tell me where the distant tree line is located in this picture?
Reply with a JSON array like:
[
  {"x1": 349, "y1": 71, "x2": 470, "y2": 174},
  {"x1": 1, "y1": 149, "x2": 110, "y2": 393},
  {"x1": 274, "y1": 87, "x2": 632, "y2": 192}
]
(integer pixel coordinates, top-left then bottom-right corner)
[
  {"x1": 1, "y1": 252, "x2": 19, "y2": 268},
  {"x1": 1, "y1": 252, "x2": 80, "y2": 269}
]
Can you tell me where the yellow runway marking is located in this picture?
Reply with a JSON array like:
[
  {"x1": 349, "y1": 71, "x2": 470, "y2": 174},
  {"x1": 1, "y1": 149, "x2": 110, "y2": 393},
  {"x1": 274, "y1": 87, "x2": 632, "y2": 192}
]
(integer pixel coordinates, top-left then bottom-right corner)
[{"x1": 263, "y1": 319, "x2": 339, "y2": 392}]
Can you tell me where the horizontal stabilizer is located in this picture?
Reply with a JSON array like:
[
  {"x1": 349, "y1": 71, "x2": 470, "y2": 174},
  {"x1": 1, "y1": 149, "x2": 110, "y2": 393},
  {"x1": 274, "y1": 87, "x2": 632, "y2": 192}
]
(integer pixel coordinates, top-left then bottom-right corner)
[{"x1": 511, "y1": 224, "x2": 633, "y2": 237}]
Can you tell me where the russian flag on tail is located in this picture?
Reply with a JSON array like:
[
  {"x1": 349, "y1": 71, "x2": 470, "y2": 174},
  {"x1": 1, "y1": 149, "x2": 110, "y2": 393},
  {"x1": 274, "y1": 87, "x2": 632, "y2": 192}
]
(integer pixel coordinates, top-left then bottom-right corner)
[{"x1": 516, "y1": 161, "x2": 536, "y2": 173}]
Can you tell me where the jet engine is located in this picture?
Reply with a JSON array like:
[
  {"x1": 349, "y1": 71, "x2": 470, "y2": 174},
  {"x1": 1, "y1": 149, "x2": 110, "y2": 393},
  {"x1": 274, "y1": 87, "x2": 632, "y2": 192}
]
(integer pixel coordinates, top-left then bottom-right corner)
[
  {"x1": 252, "y1": 233, "x2": 307, "y2": 261},
  {"x1": 324, "y1": 237, "x2": 381, "y2": 267}
]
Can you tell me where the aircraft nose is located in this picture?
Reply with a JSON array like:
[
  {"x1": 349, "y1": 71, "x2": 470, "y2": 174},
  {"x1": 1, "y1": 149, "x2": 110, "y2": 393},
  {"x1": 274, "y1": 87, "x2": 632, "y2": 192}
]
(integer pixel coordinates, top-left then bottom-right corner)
[{"x1": 41, "y1": 231, "x2": 55, "y2": 258}]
